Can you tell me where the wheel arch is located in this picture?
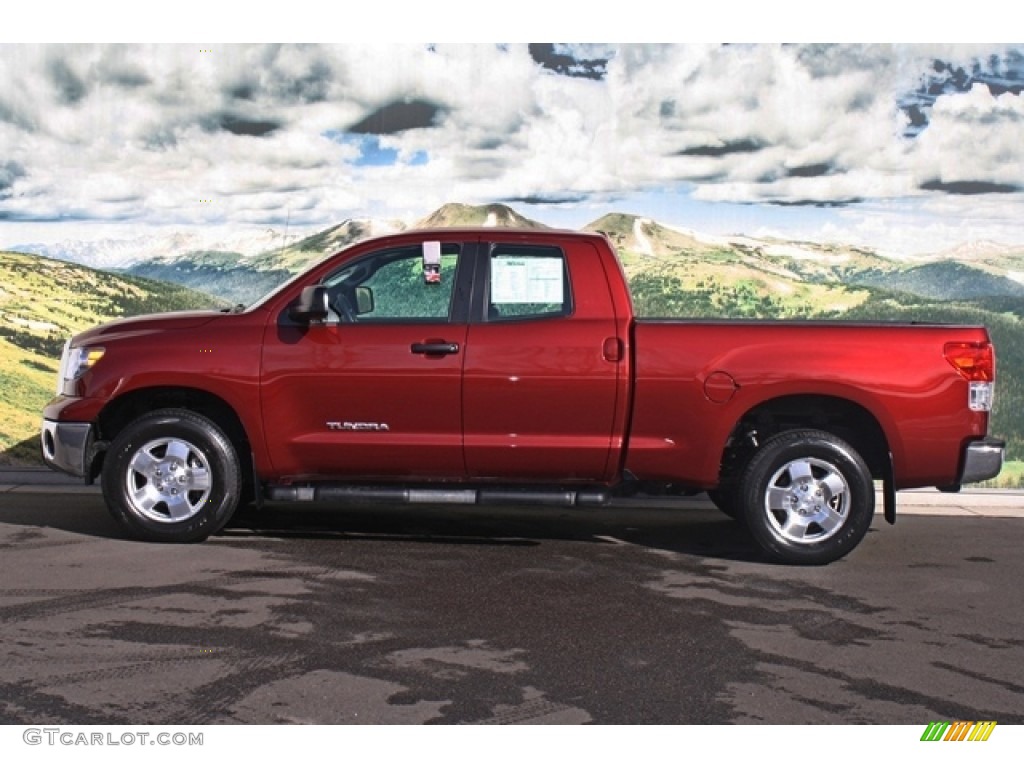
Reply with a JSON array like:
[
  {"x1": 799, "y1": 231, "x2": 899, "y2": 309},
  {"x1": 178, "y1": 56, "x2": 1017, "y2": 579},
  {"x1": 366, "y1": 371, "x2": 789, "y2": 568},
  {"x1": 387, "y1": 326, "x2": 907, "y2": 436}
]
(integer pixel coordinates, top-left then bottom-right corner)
[
  {"x1": 94, "y1": 387, "x2": 255, "y2": 496},
  {"x1": 719, "y1": 394, "x2": 892, "y2": 484}
]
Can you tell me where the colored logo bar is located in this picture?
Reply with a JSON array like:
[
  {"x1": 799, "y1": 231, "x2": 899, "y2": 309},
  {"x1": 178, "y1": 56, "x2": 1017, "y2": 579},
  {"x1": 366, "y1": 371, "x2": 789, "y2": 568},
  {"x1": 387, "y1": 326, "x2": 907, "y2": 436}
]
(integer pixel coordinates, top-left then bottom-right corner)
[{"x1": 921, "y1": 721, "x2": 997, "y2": 742}]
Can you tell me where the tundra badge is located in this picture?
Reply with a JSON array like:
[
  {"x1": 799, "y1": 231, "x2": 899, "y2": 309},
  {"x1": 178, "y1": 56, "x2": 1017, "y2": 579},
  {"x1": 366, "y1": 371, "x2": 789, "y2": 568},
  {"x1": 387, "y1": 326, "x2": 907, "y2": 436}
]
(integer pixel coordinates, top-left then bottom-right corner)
[{"x1": 326, "y1": 421, "x2": 390, "y2": 432}]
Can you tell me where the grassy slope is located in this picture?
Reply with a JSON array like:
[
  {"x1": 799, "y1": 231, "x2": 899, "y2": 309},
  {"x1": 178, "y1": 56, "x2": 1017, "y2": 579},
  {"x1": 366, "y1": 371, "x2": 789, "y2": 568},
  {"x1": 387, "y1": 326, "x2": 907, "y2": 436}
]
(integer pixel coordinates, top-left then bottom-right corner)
[
  {"x1": 975, "y1": 460, "x2": 1024, "y2": 489},
  {"x1": 5, "y1": 225, "x2": 1022, "y2": 484},
  {"x1": 0, "y1": 338, "x2": 55, "y2": 462},
  {"x1": 623, "y1": 246, "x2": 1024, "y2": 483},
  {"x1": 0, "y1": 251, "x2": 225, "y2": 464}
]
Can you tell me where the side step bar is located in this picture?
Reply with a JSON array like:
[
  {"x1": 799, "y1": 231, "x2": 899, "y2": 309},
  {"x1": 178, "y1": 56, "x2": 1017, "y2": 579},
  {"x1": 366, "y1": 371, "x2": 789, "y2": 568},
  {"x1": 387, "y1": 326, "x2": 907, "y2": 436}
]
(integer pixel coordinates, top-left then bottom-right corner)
[{"x1": 265, "y1": 485, "x2": 611, "y2": 507}]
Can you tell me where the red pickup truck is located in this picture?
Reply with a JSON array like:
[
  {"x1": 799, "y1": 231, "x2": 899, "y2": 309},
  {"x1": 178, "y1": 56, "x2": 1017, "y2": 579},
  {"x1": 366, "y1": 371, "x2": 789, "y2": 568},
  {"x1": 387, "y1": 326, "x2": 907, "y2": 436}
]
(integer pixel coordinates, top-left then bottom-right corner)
[{"x1": 41, "y1": 228, "x2": 1004, "y2": 564}]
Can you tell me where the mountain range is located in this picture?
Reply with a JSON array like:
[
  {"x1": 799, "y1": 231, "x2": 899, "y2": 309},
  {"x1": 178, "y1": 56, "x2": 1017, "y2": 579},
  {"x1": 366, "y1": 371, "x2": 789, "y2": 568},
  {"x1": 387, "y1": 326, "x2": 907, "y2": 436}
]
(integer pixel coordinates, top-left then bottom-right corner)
[
  {"x1": 3, "y1": 202, "x2": 1024, "y2": 476},
  {"x1": 10, "y1": 202, "x2": 1024, "y2": 307}
]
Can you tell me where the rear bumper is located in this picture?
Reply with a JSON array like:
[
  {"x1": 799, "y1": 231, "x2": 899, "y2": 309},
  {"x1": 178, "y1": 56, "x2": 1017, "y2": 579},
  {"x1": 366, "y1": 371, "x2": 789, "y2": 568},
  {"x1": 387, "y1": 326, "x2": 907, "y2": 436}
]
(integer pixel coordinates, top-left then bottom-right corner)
[
  {"x1": 959, "y1": 437, "x2": 1005, "y2": 485},
  {"x1": 40, "y1": 419, "x2": 94, "y2": 480}
]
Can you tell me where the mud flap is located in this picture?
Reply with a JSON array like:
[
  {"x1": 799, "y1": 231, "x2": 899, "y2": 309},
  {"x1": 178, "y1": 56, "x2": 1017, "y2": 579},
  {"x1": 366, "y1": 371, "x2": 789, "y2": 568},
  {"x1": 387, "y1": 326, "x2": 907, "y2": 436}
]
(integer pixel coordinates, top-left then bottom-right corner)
[{"x1": 883, "y1": 450, "x2": 896, "y2": 525}]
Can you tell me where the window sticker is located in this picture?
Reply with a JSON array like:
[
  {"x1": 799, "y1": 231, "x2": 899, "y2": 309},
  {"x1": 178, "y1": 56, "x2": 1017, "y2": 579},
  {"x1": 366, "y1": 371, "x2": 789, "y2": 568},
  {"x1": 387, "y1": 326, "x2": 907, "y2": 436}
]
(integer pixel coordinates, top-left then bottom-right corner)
[
  {"x1": 491, "y1": 256, "x2": 563, "y2": 304},
  {"x1": 422, "y1": 240, "x2": 442, "y2": 284}
]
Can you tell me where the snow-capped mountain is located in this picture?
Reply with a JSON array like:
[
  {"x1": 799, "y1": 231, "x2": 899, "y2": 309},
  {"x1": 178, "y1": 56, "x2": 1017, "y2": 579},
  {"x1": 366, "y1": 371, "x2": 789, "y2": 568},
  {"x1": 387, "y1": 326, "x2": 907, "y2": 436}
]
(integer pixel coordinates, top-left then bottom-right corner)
[
  {"x1": 416, "y1": 202, "x2": 547, "y2": 229},
  {"x1": 9, "y1": 229, "x2": 292, "y2": 270},
  {"x1": 7, "y1": 204, "x2": 1024, "y2": 307}
]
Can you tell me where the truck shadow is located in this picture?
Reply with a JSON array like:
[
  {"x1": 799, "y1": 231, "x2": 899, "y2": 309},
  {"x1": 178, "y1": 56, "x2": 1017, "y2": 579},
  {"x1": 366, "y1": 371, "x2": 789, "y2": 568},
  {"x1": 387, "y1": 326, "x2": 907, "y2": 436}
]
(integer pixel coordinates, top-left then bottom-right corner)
[
  {"x1": 0, "y1": 492, "x2": 121, "y2": 539},
  {"x1": 221, "y1": 501, "x2": 769, "y2": 563},
  {"x1": 1, "y1": 491, "x2": 770, "y2": 563}
]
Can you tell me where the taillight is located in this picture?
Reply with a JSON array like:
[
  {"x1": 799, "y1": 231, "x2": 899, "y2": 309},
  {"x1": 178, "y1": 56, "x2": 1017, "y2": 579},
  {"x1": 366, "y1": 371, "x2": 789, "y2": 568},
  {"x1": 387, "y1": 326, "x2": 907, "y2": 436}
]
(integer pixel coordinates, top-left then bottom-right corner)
[
  {"x1": 944, "y1": 342, "x2": 994, "y2": 382},
  {"x1": 945, "y1": 341, "x2": 995, "y2": 412}
]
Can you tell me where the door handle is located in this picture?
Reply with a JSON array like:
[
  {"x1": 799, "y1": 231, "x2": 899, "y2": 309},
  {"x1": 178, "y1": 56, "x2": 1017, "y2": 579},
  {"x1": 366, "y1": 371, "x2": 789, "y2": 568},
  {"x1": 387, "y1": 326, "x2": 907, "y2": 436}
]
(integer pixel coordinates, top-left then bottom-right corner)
[
  {"x1": 602, "y1": 337, "x2": 624, "y2": 362},
  {"x1": 411, "y1": 341, "x2": 460, "y2": 356}
]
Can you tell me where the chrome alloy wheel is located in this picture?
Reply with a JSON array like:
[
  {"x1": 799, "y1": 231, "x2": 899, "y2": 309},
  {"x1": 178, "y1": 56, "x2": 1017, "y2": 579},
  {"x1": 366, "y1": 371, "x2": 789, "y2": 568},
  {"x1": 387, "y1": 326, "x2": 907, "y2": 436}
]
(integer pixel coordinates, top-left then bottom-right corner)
[
  {"x1": 124, "y1": 437, "x2": 212, "y2": 523},
  {"x1": 763, "y1": 457, "x2": 850, "y2": 544}
]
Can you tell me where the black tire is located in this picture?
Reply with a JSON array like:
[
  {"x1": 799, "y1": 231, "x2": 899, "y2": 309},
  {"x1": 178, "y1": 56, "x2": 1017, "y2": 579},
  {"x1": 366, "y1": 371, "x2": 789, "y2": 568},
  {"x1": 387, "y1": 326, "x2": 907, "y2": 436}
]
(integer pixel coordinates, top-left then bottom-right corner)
[
  {"x1": 707, "y1": 486, "x2": 740, "y2": 519},
  {"x1": 736, "y1": 429, "x2": 874, "y2": 565},
  {"x1": 101, "y1": 409, "x2": 241, "y2": 543}
]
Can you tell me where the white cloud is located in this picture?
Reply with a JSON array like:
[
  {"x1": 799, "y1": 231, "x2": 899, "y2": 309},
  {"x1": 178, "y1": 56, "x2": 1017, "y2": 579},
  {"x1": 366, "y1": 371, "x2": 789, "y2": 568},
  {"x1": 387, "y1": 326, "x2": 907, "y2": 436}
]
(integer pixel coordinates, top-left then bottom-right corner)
[
  {"x1": 1, "y1": 43, "x2": 1022, "y2": 253},
  {"x1": 911, "y1": 84, "x2": 1024, "y2": 187}
]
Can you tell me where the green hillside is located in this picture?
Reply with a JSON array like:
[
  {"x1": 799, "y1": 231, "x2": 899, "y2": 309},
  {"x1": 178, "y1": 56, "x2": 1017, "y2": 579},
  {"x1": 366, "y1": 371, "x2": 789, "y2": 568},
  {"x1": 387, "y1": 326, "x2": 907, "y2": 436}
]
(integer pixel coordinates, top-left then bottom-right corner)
[
  {"x1": 0, "y1": 251, "x2": 225, "y2": 464},
  {"x1": 636, "y1": 272, "x2": 1022, "y2": 465},
  {"x1": 120, "y1": 205, "x2": 547, "y2": 305},
  {"x1": 585, "y1": 213, "x2": 710, "y2": 259},
  {"x1": 8, "y1": 205, "x2": 1023, "y2": 484},
  {"x1": 124, "y1": 220, "x2": 406, "y2": 304},
  {"x1": 585, "y1": 213, "x2": 1022, "y2": 474},
  {"x1": 853, "y1": 261, "x2": 1024, "y2": 301},
  {"x1": 246, "y1": 218, "x2": 404, "y2": 274},
  {"x1": 841, "y1": 293, "x2": 1024, "y2": 464},
  {"x1": 593, "y1": 213, "x2": 877, "y2": 320},
  {"x1": 127, "y1": 250, "x2": 292, "y2": 305}
]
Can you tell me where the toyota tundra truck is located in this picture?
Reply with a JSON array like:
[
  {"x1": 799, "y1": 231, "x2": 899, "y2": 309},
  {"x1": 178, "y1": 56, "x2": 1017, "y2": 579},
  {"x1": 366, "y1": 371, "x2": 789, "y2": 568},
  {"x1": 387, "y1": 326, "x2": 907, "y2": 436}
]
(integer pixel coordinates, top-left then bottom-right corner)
[{"x1": 40, "y1": 228, "x2": 1005, "y2": 564}]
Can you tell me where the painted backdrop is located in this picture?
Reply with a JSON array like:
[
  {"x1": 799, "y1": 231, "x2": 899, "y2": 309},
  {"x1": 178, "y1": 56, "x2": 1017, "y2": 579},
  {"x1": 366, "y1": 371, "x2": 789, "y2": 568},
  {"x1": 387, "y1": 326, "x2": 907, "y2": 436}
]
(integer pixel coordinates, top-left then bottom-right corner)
[
  {"x1": 1, "y1": 44, "x2": 1023, "y2": 469},
  {"x1": 1, "y1": 43, "x2": 1022, "y2": 251}
]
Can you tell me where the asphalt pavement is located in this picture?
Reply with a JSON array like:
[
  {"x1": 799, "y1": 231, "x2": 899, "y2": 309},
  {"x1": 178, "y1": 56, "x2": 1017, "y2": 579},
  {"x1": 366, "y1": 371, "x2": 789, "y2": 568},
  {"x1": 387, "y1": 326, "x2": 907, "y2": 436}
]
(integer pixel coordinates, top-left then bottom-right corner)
[{"x1": 1, "y1": 466, "x2": 1022, "y2": 725}]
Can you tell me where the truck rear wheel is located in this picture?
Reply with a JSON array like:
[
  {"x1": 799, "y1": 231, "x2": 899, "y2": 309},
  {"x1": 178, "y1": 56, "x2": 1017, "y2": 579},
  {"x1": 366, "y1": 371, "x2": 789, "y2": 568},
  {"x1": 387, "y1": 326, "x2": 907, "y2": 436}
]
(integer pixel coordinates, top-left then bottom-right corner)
[
  {"x1": 737, "y1": 429, "x2": 874, "y2": 565},
  {"x1": 101, "y1": 409, "x2": 241, "y2": 543}
]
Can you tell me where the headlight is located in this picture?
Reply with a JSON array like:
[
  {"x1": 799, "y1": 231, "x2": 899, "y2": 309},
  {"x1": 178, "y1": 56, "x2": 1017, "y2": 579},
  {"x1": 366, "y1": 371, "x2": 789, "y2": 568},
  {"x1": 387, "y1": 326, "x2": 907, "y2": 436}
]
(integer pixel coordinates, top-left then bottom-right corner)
[{"x1": 57, "y1": 343, "x2": 105, "y2": 396}]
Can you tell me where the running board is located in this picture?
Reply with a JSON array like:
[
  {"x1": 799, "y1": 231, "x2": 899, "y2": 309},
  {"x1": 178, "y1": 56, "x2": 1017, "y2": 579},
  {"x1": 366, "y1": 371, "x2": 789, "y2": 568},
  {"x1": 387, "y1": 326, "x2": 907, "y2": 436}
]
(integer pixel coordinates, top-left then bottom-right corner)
[{"x1": 264, "y1": 485, "x2": 610, "y2": 507}]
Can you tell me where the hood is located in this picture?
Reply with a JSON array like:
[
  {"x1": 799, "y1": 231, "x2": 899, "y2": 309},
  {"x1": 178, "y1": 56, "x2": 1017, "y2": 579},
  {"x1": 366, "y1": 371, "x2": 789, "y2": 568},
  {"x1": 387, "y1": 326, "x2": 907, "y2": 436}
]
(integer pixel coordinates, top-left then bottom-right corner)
[{"x1": 71, "y1": 309, "x2": 224, "y2": 346}]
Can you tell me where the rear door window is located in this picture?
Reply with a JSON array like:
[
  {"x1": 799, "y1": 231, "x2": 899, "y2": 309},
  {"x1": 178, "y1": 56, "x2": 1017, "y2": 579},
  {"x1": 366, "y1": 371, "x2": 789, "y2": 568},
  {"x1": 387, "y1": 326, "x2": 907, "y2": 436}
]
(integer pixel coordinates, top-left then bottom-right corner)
[{"x1": 487, "y1": 245, "x2": 571, "y2": 321}]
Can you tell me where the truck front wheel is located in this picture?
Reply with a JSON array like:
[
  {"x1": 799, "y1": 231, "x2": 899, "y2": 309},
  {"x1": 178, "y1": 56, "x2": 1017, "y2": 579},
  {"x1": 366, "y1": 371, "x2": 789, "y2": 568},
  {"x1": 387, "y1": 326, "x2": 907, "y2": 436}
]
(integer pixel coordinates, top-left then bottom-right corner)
[
  {"x1": 101, "y1": 409, "x2": 241, "y2": 542},
  {"x1": 737, "y1": 429, "x2": 874, "y2": 565}
]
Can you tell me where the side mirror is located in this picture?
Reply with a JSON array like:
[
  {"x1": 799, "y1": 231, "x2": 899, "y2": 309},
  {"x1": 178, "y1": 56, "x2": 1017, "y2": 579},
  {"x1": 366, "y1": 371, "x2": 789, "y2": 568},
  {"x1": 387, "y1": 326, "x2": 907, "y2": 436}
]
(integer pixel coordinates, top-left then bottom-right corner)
[
  {"x1": 289, "y1": 285, "x2": 329, "y2": 324},
  {"x1": 355, "y1": 286, "x2": 374, "y2": 315}
]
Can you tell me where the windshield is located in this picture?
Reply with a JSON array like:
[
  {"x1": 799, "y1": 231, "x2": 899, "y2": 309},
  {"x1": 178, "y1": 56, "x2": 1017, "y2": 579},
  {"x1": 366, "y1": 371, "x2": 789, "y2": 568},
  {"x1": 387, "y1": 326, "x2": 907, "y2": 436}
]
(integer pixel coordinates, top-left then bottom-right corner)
[{"x1": 242, "y1": 251, "x2": 338, "y2": 312}]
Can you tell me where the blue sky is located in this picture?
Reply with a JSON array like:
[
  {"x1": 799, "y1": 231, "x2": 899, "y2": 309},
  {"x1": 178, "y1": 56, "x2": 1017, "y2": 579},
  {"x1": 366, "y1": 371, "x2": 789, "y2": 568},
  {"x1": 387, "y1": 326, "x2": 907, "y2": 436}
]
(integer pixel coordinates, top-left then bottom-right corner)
[{"x1": 1, "y1": 40, "x2": 1022, "y2": 256}]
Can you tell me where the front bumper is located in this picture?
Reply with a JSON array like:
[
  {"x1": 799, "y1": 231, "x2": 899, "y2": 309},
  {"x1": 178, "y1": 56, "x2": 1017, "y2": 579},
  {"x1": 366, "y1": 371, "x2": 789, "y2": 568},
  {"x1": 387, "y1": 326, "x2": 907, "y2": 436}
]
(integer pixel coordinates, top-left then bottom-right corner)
[
  {"x1": 40, "y1": 419, "x2": 95, "y2": 481},
  {"x1": 959, "y1": 437, "x2": 1005, "y2": 485}
]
